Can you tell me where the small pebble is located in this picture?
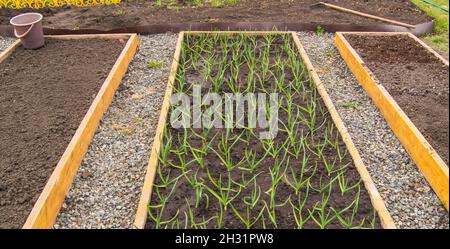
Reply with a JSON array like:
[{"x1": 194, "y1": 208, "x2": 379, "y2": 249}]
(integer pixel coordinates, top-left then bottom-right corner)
[{"x1": 0, "y1": 36, "x2": 15, "y2": 51}]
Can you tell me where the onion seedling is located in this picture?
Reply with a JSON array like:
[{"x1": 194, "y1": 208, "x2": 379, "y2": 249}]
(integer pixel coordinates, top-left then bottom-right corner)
[
  {"x1": 322, "y1": 154, "x2": 338, "y2": 177},
  {"x1": 278, "y1": 114, "x2": 301, "y2": 147},
  {"x1": 208, "y1": 130, "x2": 246, "y2": 171},
  {"x1": 216, "y1": 202, "x2": 224, "y2": 229},
  {"x1": 238, "y1": 148, "x2": 269, "y2": 174},
  {"x1": 158, "y1": 127, "x2": 173, "y2": 167},
  {"x1": 332, "y1": 186, "x2": 373, "y2": 229},
  {"x1": 289, "y1": 184, "x2": 312, "y2": 229},
  {"x1": 183, "y1": 168, "x2": 209, "y2": 209},
  {"x1": 154, "y1": 163, "x2": 188, "y2": 189},
  {"x1": 168, "y1": 150, "x2": 195, "y2": 180},
  {"x1": 184, "y1": 198, "x2": 216, "y2": 229},
  {"x1": 185, "y1": 136, "x2": 217, "y2": 169},
  {"x1": 262, "y1": 196, "x2": 290, "y2": 228},
  {"x1": 265, "y1": 151, "x2": 289, "y2": 210},
  {"x1": 204, "y1": 170, "x2": 242, "y2": 211},
  {"x1": 307, "y1": 183, "x2": 339, "y2": 229},
  {"x1": 307, "y1": 170, "x2": 338, "y2": 194},
  {"x1": 260, "y1": 138, "x2": 289, "y2": 159},
  {"x1": 148, "y1": 178, "x2": 180, "y2": 229},
  {"x1": 243, "y1": 176, "x2": 262, "y2": 208},
  {"x1": 230, "y1": 203, "x2": 265, "y2": 229},
  {"x1": 337, "y1": 170, "x2": 362, "y2": 196},
  {"x1": 284, "y1": 156, "x2": 317, "y2": 195},
  {"x1": 211, "y1": 62, "x2": 227, "y2": 92},
  {"x1": 286, "y1": 129, "x2": 305, "y2": 159}
]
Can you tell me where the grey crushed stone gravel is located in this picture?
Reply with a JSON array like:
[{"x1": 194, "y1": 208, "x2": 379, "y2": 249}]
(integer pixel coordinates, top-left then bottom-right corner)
[
  {"x1": 0, "y1": 36, "x2": 15, "y2": 52},
  {"x1": 297, "y1": 32, "x2": 448, "y2": 229},
  {"x1": 54, "y1": 33, "x2": 178, "y2": 228}
]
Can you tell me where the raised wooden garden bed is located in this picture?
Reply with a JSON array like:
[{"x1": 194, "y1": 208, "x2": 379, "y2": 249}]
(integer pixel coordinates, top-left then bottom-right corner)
[
  {"x1": 335, "y1": 32, "x2": 449, "y2": 211},
  {"x1": 134, "y1": 31, "x2": 395, "y2": 229},
  {"x1": 0, "y1": 34, "x2": 139, "y2": 228}
]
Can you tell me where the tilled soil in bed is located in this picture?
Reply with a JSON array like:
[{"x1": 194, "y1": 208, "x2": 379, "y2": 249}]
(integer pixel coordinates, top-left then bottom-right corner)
[
  {"x1": 0, "y1": 0, "x2": 431, "y2": 30},
  {"x1": 0, "y1": 39, "x2": 124, "y2": 228},
  {"x1": 345, "y1": 34, "x2": 449, "y2": 165}
]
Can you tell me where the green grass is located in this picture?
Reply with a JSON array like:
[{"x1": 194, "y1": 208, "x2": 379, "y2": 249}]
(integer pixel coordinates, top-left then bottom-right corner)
[
  {"x1": 411, "y1": 0, "x2": 449, "y2": 52},
  {"x1": 316, "y1": 25, "x2": 326, "y2": 36},
  {"x1": 147, "y1": 60, "x2": 165, "y2": 69},
  {"x1": 340, "y1": 101, "x2": 360, "y2": 110}
]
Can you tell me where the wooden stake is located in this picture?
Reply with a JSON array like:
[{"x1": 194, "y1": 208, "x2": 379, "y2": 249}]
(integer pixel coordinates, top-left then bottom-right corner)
[{"x1": 315, "y1": 2, "x2": 416, "y2": 29}]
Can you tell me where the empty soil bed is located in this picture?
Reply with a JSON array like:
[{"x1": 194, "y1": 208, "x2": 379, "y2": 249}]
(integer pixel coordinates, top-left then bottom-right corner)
[
  {"x1": 0, "y1": 39, "x2": 124, "y2": 228},
  {"x1": 145, "y1": 33, "x2": 381, "y2": 229},
  {"x1": 0, "y1": 0, "x2": 431, "y2": 30},
  {"x1": 345, "y1": 34, "x2": 449, "y2": 165}
]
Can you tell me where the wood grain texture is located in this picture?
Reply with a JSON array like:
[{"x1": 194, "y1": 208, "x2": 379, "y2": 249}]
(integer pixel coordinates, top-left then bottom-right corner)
[
  {"x1": 133, "y1": 32, "x2": 185, "y2": 229},
  {"x1": 335, "y1": 32, "x2": 449, "y2": 211},
  {"x1": 46, "y1": 34, "x2": 134, "y2": 40},
  {"x1": 21, "y1": 34, "x2": 140, "y2": 229}
]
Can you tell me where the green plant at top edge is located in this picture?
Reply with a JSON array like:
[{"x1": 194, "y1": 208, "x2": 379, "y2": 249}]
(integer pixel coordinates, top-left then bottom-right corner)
[
  {"x1": 316, "y1": 25, "x2": 326, "y2": 36},
  {"x1": 411, "y1": 0, "x2": 449, "y2": 53}
]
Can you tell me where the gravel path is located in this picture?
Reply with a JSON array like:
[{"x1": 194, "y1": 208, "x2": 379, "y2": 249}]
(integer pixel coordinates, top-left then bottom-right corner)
[
  {"x1": 55, "y1": 33, "x2": 178, "y2": 228},
  {"x1": 297, "y1": 32, "x2": 448, "y2": 229},
  {"x1": 0, "y1": 36, "x2": 15, "y2": 52}
]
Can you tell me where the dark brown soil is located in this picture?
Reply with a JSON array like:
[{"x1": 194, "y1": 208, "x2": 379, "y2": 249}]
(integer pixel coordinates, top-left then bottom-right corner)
[
  {"x1": 145, "y1": 34, "x2": 380, "y2": 229},
  {"x1": 0, "y1": 0, "x2": 431, "y2": 30},
  {"x1": 345, "y1": 34, "x2": 449, "y2": 165},
  {"x1": 0, "y1": 39, "x2": 124, "y2": 228}
]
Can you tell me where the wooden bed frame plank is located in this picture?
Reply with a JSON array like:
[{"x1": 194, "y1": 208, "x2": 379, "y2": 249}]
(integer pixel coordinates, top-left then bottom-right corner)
[
  {"x1": 46, "y1": 34, "x2": 134, "y2": 40},
  {"x1": 134, "y1": 32, "x2": 185, "y2": 229},
  {"x1": 134, "y1": 31, "x2": 395, "y2": 229},
  {"x1": 315, "y1": 2, "x2": 416, "y2": 29},
  {"x1": 18, "y1": 33, "x2": 140, "y2": 229},
  {"x1": 335, "y1": 32, "x2": 449, "y2": 211}
]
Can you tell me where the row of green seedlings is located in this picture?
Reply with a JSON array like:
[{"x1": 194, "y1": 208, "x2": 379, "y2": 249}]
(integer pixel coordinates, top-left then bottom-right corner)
[
  {"x1": 149, "y1": 125, "x2": 376, "y2": 229},
  {"x1": 147, "y1": 34, "x2": 378, "y2": 229},
  {"x1": 149, "y1": 127, "x2": 376, "y2": 228},
  {"x1": 175, "y1": 33, "x2": 310, "y2": 95}
]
